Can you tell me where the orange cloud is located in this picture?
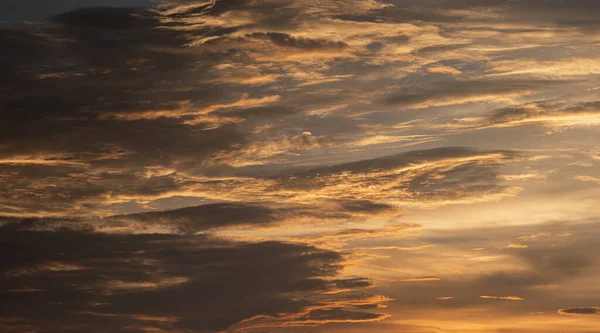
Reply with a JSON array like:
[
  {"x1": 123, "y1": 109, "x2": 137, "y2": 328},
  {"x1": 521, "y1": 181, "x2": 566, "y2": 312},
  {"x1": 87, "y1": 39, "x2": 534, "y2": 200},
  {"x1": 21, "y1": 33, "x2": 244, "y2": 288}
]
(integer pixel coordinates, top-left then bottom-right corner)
[
  {"x1": 480, "y1": 295, "x2": 524, "y2": 301},
  {"x1": 574, "y1": 175, "x2": 600, "y2": 184}
]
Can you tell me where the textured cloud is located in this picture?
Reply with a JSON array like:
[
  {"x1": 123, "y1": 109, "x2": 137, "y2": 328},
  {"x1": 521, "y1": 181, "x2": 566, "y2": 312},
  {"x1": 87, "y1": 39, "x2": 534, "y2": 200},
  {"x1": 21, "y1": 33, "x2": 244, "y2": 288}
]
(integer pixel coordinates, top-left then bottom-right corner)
[
  {"x1": 109, "y1": 202, "x2": 277, "y2": 233},
  {"x1": 0, "y1": 225, "x2": 388, "y2": 332},
  {"x1": 281, "y1": 223, "x2": 420, "y2": 250},
  {"x1": 346, "y1": 0, "x2": 600, "y2": 30},
  {"x1": 3, "y1": 1, "x2": 600, "y2": 332},
  {"x1": 1, "y1": 199, "x2": 400, "y2": 235},
  {"x1": 383, "y1": 79, "x2": 565, "y2": 109},
  {"x1": 0, "y1": 146, "x2": 521, "y2": 216},
  {"x1": 446, "y1": 100, "x2": 600, "y2": 132},
  {"x1": 370, "y1": 219, "x2": 600, "y2": 320}
]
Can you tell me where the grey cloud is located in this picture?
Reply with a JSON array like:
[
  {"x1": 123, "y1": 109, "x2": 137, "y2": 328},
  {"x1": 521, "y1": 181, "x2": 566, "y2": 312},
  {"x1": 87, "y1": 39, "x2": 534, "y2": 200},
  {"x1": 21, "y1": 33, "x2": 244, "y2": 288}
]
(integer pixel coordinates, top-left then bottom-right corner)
[
  {"x1": 0, "y1": 227, "x2": 385, "y2": 332},
  {"x1": 112, "y1": 202, "x2": 277, "y2": 233},
  {"x1": 558, "y1": 307, "x2": 600, "y2": 316},
  {"x1": 251, "y1": 32, "x2": 348, "y2": 50},
  {"x1": 333, "y1": 7, "x2": 464, "y2": 25},
  {"x1": 279, "y1": 147, "x2": 509, "y2": 176},
  {"x1": 458, "y1": 99, "x2": 600, "y2": 131},
  {"x1": 506, "y1": 0, "x2": 600, "y2": 30},
  {"x1": 0, "y1": 0, "x2": 153, "y2": 22},
  {"x1": 1, "y1": 198, "x2": 399, "y2": 234},
  {"x1": 5, "y1": 1, "x2": 600, "y2": 332},
  {"x1": 300, "y1": 307, "x2": 384, "y2": 322},
  {"x1": 0, "y1": 7, "x2": 246, "y2": 163},
  {"x1": 0, "y1": 6, "x2": 265, "y2": 216},
  {"x1": 517, "y1": 242, "x2": 597, "y2": 280},
  {"x1": 384, "y1": 220, "x2": 600, "y2": 314},
  {"x1": 339, "y1": 200, "x2": 395, "y2": 214},
  {"x1": 342, "y1": 0, "x2": 600, "y2": 29},
  {"x1": 272, "y1": 147, "x2": 517, "y2": 201},
  {"x1": 52, "y1": 6, "x2": 157, "y2": 29},
  {"x1": 332, "y1": 277, "x2": 373, "y2": 290},
  {"x1": 413, "y1": 43, "x2": 471, "y2": 57},
  {"x1": 169, "y1": 0, "x2": 302, "y2": 31},
  {"x1": 366, "y1": 42, "x2": 385, "y2": 52},
  {"x1": 382, "y1": 79, "x2": 568, "y2": 108},
  {"x1": 223, "y1": 105, "x2": 299, "y2": 119}
]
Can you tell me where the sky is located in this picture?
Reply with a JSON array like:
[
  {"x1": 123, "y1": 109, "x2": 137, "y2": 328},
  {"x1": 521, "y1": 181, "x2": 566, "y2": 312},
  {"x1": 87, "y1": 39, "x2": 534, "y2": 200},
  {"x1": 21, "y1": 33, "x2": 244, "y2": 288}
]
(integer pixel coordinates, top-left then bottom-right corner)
[{"x1": 1, "y1": 0, "x2": 600, "y2": 332}]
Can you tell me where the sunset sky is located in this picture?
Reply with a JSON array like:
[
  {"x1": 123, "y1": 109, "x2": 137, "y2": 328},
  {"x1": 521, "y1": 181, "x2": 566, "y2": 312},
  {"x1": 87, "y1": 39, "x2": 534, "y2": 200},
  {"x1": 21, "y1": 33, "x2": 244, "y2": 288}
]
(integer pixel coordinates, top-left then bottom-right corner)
[{"x1": 1, "y1": 1, "x2": 600, "y2": 332}]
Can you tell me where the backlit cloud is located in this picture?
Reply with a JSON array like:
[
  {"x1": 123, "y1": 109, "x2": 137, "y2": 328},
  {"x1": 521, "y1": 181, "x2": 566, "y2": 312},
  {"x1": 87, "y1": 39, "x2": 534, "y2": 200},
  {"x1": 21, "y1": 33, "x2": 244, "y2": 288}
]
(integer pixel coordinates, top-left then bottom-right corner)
[{"x1": 2, "y1": 0, "x2": 600, "y2": 332}]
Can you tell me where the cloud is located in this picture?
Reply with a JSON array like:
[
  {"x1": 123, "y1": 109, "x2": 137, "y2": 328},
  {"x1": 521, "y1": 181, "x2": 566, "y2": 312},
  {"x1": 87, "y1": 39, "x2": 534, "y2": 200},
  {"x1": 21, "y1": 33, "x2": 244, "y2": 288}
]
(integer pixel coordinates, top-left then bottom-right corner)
[
  {"x1": 2, "y1": 199, "x2": 401, "y2": 234},
  {"x1": 436, "y1": 296, "x2": 453, "y2": 300},
  {"x1": 436, "y1": 99, "x2": 600, "y2": 134},
  {"x1": 480, "y1": 295, "x2": 525, "y2": 301},
  {"x1": 260, "y1": 147, "x2": 521, "y2": 207},
  {"x1": 252, "y1": 32, "x2": 348, "y2": 50},
  {"x1": 574, "y1": 175, "x2": 600, "y2": 185},
  {"x1": 504, "y1": 244, "x2": 529, "y2": 249},
  {"x1": 382, "y1": 79, "x2": 565, "y2": 109},
  {"x1": 0, "y1": 146, "x2": 522, "y2": 216},
  {"x1": 0, "y1": 0, "x2": 153, "y2": 22},
  {"x1": 110, "y1": 202, "x2": 277, "y2": 234},
  {"x1": 208, "y1": 131, "x2": 337, "y2": 167},
  {"x1": 0, "y1": 226, "x2": 387, "y2": 332},
  {"x1": 426, "y1": 64, "x2": 462, "y2": 76},
  {"x1": 3, "y1": 2, "x2": 600, "y2": 332},
  {"x1": 286, "y1": 223, "x2": 420, "y2": 250},
  {"x1": 558, "y1": 307, "x2": 600, "y2": 316},
  {"x1": 362, "y1": 218, "x2": 600, "y2": 320},
  {"x1": 395, "y1": 277, "x2": 441, "y2": 283},
  {"x1": 347, "y1": 0, "x2": 600, "y2": 30},
  {"x1": 2, "y1": 0, "x2": 584, "y2": 219}
]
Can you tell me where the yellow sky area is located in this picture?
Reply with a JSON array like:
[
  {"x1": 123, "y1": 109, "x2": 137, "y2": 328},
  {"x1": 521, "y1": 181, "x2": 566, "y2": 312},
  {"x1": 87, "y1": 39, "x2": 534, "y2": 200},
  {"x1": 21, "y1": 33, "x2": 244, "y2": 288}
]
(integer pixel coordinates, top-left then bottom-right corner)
[{"x1": 378, "y1": 314, "x2": 600, "y2": 333}]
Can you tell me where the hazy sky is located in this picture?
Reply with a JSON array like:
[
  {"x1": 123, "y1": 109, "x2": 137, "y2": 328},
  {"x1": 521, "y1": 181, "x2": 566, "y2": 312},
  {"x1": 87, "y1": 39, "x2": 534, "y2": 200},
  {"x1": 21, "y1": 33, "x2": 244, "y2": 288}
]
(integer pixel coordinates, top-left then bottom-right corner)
[{"x1": 1, "y1": 0, "x2": 600, "y2": 332}]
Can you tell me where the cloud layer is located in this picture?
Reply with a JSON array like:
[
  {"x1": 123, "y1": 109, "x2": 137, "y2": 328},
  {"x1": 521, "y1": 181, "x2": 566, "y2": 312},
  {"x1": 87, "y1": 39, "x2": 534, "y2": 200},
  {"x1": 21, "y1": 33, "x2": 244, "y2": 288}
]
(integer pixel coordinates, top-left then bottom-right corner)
[{"x1": 2, "y1": 0, "x2": 600, "y2": 332}]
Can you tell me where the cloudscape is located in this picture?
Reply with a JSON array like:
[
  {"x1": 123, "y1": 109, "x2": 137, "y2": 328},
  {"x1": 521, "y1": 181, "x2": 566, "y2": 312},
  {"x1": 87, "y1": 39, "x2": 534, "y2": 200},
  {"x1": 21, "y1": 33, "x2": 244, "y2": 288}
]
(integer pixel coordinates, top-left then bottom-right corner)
[{"x1": 1, "y1": 1, "x2": 600, "y2": 332}]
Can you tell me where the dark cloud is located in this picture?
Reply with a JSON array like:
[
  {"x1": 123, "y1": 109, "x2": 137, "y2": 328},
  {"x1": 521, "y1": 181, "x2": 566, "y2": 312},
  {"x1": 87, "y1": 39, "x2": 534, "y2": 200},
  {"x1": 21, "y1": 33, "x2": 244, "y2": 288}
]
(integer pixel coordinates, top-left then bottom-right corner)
[
  {"x1": 52, "y1": 6, "x2": 157, "y2": 28},
  {"x1": 280, "y1": 147, "x2": 508, "y2": 177},
  {"x1": 366, "y1": 42, "x2": 385, "y2": 52},
  {"x1": 413, "y1": 43, "x2": 472, "y2": 57},
  {"x1": 269, "y1": 147, "x2": 517, "y2": 204},
  {"x1": 333, "y1": 7, "x2": 464, "y2": 25},
  {"x1": 3, "y1": 1, "x2": 600, "y2": 332},
  {"x1": 0, "y1": 6, "x2": 246, "y2": 166},
  {"x1": 162, "y1": 0, "x2": 301, "y2": 31},
  {"x1": 0, "y1": 227, "x2": 386, "y2": 332},
  {"x1": 0, "y1": 0, "x2": 153, "y2": 22},
  {"x1": 332, "y1": 277, "x2": 373, "y2": 290},
  {"x1": 558, "y1": 307, "x2": 600, "y2": 316},
  {"x1": 299, "y1": 307, "x2": 384, "y2": 322},
  {"x1": 0, "y1": 198, "x2": 399, "y2": 234},
  {"x1": 0, "y1": 6, "x2": 270, "y2": 215},
  {"x1": 382, "y1": 80, "x2": 568, "y2": 108},
  {"x1": 453, "y1": 99, "x2": 600, "y2": 131},
  {"x1": 338, "y1": 0, "x2": 600, "y2": 29},
  {"x1": 506, "y1": 0, "x2": 600, "y2": 29},
  {"x1": 111, "y1": 202, "x2": 277, "y2": 233},
  {"x1": 224, "y1": 105, "x2": 299, "y2": 119},
  {"x1": 339, "y1": 200, "x2": 395, "y2": 214},
  {"x1": 251, "y1": 32, "x2": 348, "y2": 50}
]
